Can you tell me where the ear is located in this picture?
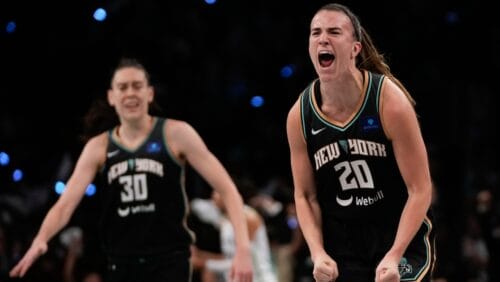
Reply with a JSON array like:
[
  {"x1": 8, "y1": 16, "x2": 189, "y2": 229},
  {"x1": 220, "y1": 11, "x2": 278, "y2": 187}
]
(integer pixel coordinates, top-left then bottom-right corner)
[
  {"x1": 148, "y1": 86, "x2": 155, "y2": 103},
  {"x1": 107, "y1": 89, "x2": 115, "y2": 106},
  {"x1": 352, "y1": 41, "x2": 362, "y2": 58}
]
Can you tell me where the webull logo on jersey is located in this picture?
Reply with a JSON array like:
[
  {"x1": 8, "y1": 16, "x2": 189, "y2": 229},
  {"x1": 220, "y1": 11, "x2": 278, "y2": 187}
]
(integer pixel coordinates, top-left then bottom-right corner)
[
  {"x1": 117, "y1": 203, "x2": 156, "y2": 217},
  {"x1": 313, "y1": 139, "x2": 387, "y2": 170},
  {"x1": 336, "y1": 190, "x2": 385, "y2": 207},
  {"x1": 107, "y1": 158, "x2": 164, "y2": 184}
]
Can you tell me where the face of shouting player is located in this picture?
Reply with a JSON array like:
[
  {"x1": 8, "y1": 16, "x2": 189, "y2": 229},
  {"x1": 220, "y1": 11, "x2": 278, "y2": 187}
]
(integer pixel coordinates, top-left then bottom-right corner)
[{"x1": 309, "y1": 9, "x2": 361, "y2": 81}]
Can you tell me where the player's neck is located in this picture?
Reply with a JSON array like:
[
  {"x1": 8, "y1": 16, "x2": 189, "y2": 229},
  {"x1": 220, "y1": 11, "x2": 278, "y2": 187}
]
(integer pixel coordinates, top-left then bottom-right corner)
[{"x1": 116, "y1": 116, "x2": 154, "y2": 147}]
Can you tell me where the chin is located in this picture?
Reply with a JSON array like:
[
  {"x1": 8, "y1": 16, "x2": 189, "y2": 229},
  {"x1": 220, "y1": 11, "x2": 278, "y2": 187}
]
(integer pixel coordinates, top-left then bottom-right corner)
[
  {"x1": 317, "y1": 71, "x2": 336, "y2": 81},
  {"x1": 123, "y1": 112, "x2": 145, "y2": 121}
]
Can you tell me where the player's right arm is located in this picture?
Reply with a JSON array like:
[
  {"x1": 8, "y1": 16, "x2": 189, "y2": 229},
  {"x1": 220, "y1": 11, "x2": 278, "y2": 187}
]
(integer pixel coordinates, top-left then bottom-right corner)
[
  {"x1": 9, "y1": 133, "x2": 107, "y2": 278},
  {"x1": 286, "y1": 100, "x2": 338, "y2": 282}
]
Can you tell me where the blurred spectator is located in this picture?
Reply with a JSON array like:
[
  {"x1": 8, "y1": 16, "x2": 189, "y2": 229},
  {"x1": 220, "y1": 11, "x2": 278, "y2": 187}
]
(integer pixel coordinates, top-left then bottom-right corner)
[
  {"x1": 189, "y1": 196, "x2": 224, "y2": 282},
  {"x1": 190, "y1": 191, "x2": 277, "y2": 282},
  {"x1": 248, "y1": 176, "x2": 309, "y2": 282},
  {"x1": 475, "y1": 189, "x2": 500, "y2": 281},
  {"x1": 0, "y1": 226, "x2": 8, "y2": 281},
  {"x1": 461, "y1": 215, "x2": 489, "y2": 282},
  {"x1": 430, "y1": 182, "x2": 454, "y2": 281},
  {"x1": 60, "y1": 226, "x2": 104, "y2": 282}
]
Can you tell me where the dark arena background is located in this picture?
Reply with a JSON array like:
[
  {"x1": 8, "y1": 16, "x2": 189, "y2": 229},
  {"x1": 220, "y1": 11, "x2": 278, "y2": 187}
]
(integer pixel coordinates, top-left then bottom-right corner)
[{"x1": 1, "y1": 0, "x2": 499, "y2": 281}]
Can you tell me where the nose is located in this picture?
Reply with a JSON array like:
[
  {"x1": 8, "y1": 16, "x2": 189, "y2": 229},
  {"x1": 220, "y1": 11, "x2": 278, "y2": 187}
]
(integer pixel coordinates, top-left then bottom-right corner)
[
  {"x1": 318, "y1": 32, "x2": 329, "y2": 46},
  {"x1": 123, "y1": 85, "x2": 136, "y2": 96}
]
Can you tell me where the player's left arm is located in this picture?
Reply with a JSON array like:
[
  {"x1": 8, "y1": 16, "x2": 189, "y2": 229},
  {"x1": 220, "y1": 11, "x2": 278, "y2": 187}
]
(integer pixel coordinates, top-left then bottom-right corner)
[
  {"x1": 379, "y1": 78, "x2": 433, "y2": 266},
  {"x1": 167, "y1": 119, "x2": 253, "y2": 282}
]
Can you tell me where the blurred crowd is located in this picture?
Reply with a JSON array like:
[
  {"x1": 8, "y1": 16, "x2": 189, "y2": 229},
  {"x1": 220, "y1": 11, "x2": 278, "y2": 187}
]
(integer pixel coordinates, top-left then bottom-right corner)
[{"x1": 1, "y1": 164, "x2": 499, "y2": 282}]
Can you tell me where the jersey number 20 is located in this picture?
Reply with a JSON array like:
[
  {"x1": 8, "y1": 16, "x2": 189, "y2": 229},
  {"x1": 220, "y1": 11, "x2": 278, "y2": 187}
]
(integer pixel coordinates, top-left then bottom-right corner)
[{"x1": 334, "y1": 160, "x2": 374, "y2": 190}]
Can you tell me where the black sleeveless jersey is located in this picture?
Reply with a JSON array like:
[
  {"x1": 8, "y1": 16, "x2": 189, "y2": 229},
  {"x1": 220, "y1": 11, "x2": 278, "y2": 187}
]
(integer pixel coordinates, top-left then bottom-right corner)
[
  {"x1": 99, "y1": 117, "x2": 194, "y2": 256},
  {"x1": 300, "y1": 71, "x2": 407, "y2": 223}
]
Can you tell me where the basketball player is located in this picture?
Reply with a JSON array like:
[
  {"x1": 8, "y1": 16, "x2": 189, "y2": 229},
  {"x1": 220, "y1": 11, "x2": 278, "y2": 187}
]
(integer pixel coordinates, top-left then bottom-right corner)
[
  {"x1": 9, "y1": 58, "x2": 253, "y2": 282},
  {"x1": 286, "y1": 3, "x2": 435, "y2": 282}
]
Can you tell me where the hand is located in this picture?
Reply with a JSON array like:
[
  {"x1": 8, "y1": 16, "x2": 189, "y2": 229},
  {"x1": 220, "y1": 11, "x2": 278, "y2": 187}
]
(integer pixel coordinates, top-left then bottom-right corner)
[
  {"x1": 312, "y1": 252, "x2": 338, "y2": 282},
  {"x1": 375, "y1": 255, "x2": 400, "y2": 282},
  {"x1": 9, "y1": 239, "x2": 48, "y2": 278},
  {"x1": 189, "y1": 245, "x2": 205, "y2": 270},
  {"x1": 229, "y1": 247, "x2": 253, "y2": 282},
  {"x1": 376, "y1": 267, "x2": 399, "y2": 282}
]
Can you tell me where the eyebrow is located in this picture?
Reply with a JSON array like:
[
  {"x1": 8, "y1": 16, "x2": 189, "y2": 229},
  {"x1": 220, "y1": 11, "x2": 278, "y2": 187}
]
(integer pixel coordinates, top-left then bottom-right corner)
[
  {"x1": 115, "y1": 80, "x2": 144, "y2": 85},
  {"x1": 311, "y1": 26, "x2": 342, "y2": 33}
]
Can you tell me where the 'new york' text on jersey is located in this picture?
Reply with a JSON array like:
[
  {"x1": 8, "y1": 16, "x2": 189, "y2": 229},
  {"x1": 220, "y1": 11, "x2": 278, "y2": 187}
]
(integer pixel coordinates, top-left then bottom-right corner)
[
  {"x1": 300, "y1": 71, "x2": 407, "y2": 222},
  {"x1": 100, "y1": 117, "x2": 194, "y2": 257}
]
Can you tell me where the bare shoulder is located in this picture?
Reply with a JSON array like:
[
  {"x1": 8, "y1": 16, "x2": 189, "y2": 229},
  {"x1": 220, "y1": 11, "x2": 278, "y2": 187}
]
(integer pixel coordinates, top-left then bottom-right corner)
[
  {"x1": 287, "y1": 98, "x2": 301, "y2": 123},
  {"x1": 85, "y1": 132, "x2": 108, "y2": 151},
  {"x1": 79, "y1": 132, "x2": 108, "y2": 167},
  {"x1": 286, "y1": 97, "x2": 306, "y2": 147},
  {"x1": 286, "y1": 98, "x2": 302, "y2": 135},
  {"x1": 164, "y1": 118, "x2": 202, "y2": 147},
  {"x1": 380, "y1": 78, "x2": 418, "y2": 140},
  {"x1": 380, "y1": 78, "x2": 415, "y2": 116},
  {"x1": 165, "y1": 118, "x2": 196, "y2": 137},
  {"x1": 164, "y1": 118, "x2": 203, "y2": 161}
]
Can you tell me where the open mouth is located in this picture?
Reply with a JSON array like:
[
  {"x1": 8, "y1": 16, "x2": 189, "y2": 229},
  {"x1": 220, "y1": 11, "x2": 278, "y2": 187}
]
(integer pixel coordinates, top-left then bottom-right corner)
[
  {"x1": 319, "y1": 51, "x2": 335, "y2": 67},
  {"x1": 124, "y1": 100, "x2": 140, "y2": 110}
]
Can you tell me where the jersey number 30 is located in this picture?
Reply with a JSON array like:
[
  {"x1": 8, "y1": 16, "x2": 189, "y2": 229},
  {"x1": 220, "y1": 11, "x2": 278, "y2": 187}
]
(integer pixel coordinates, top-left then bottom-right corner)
[{"x1": 119, "y1": 174, "x2": 148, "y2": 203}]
